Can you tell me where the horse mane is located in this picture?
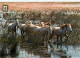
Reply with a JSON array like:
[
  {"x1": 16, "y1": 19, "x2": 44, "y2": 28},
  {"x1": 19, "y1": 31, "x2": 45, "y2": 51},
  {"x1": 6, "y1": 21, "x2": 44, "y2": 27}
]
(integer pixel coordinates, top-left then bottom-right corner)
[
  {"x1": 60, "y1": 24, "x2": 66, "y2": 27},
  {"x1": 40, "y1": 21, "x2": 51, "y2": 27},
  {"x1": 59, "y1": 24, "x2": 67, "y2": 29},
  {"x1": 45, "y1": 22, "x2": 51, "y2": 26}
]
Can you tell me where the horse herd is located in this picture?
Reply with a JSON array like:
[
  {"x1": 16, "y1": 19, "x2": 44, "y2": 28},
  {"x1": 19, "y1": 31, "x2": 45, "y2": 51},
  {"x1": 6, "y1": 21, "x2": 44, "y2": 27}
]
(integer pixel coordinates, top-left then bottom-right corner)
[{"x1": 8, "y1": 20, "x2": 72, "y2": 44}]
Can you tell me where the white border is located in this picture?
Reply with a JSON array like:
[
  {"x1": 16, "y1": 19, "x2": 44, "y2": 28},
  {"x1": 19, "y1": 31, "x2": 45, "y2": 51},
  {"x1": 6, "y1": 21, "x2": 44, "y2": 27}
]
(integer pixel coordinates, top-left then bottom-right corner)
[{"x1": 0, "y1": 0, "x2": 80, "y2": 2}]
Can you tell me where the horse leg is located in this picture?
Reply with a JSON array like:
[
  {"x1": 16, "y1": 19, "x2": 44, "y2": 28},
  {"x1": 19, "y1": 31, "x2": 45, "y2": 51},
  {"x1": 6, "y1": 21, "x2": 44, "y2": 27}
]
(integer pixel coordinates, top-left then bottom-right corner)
[
  {"x1": 57, "y1": 36, "x2": 59, "y2": 43},
  {"x1": 56, "y1": 36, "x2": 59, "y2": 47},
  {"x1": 7, "y1": 30, "x2": 10, "y2": 36},
  {"x1": 23, "y1": 31, "x2": 25, "y2": 34},
  {"x1": 60, "y1": 36, "x2": 62, "y2": 44},
  {"x1": 21, "y1": 30, "x2": 23, "y2": 36},
  {"x1": 15, "y1": 32, "x2": 16, "y2": 36},
  {"x1": 65, "y1": 34, "x2": 68, "y2": 42},
  {"x1": 14, "y1": 28, "x2": 16, "y2": 36},
  {"x1": 14, "y1": 31, "x2": 16, "y2": 36},
  {"x1": 8, "y1": 30, "x2": 9, "y2": 35},
  {"x1": 49, "y1": 34, "x2": 53, "y2": 40}
]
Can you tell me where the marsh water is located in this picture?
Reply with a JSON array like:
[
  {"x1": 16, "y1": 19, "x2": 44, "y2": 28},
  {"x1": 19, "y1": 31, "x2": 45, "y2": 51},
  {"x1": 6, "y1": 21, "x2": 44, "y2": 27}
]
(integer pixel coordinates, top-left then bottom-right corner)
[
  {"x1": 2, "y1": 44, "x2": 80, "y2": 58},
  {"x1": 19, "y1": 45, "x2": 80, "y2": 58}
]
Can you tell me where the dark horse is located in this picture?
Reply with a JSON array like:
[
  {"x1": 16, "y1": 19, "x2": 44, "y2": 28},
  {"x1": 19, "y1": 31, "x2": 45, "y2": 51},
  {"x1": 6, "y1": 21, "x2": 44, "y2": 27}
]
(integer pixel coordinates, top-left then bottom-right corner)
[
  {"x1": 18, "y1": 21, "x2": 32, "y2": 35},
  {"x1": 49, "y1": 24, "x2": 72, "y2": 44},
  {"x1": 8, "y1": 20, "x2": 19, "y2": 35},
  {"x1": 19, "y1": 24, "x2": 26, "y2": 35}
]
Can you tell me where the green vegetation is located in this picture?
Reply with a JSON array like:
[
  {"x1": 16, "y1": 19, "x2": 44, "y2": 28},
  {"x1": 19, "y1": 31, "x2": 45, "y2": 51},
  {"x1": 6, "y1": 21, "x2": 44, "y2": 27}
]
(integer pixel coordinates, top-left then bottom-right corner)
[{"x1": 0, "y1": 34, "x2": 19, "y2": 56}]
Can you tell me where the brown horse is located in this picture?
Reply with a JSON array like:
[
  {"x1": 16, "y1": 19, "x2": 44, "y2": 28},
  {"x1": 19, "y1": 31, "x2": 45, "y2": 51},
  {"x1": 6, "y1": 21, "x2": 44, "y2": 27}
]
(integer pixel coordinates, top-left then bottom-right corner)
[{"x1": 49, "y1": 24, "x2": 72, "y2": 44}]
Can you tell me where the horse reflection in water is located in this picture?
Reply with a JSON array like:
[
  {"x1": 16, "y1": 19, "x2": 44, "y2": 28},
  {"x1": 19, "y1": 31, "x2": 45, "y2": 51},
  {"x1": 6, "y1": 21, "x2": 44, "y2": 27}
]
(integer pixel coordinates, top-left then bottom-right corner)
[
  {"x1": 50, "y1": 24, "x2": 72, "y2": 44},
  {"x1": 8, "y1": 20, "x2": 20, "y2": 35}
]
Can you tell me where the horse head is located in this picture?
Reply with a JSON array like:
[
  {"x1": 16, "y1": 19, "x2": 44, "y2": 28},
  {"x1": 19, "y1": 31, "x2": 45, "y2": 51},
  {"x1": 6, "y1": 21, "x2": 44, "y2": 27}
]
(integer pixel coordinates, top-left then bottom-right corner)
[
  {"x1": 61, "y1": 24, "x2": 72, "y2": 32},
  {"x1": 66, "y1": 24, "x2": 72, "y2": 32}
]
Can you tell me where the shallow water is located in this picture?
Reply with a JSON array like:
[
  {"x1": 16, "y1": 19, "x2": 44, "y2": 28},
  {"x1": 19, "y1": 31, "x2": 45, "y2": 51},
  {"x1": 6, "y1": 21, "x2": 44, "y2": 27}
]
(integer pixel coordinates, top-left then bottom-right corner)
[
  {"x1": 3, "y1": 44, "x2": 80, "y2": 58},
  {"x1": 17, "y1": 49, "x2": 50, "y2": 58},
  {"x1": 48, "y1": 44, "x2": 80, "y2": 58}
]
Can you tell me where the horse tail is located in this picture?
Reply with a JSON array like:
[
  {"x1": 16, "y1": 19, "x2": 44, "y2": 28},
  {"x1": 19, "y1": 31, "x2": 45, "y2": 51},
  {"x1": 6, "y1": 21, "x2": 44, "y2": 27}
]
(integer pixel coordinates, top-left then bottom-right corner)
[
  {"x1": 49, "y1": 32, "x2": 54, "y2": 40},
  {"x1": 49, "y1": 27, "x2": 54, "y2": 40}
]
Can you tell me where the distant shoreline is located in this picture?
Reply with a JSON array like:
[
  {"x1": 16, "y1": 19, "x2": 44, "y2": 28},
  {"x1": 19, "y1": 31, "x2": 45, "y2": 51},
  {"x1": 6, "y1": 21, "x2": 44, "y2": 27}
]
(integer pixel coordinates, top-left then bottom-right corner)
[{"x1": 0, "y1": 2, "x2": 80, "y2": 12}]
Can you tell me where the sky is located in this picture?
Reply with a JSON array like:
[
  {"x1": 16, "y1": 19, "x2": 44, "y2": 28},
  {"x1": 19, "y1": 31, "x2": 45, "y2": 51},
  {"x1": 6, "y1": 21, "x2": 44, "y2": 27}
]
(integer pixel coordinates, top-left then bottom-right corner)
[{"x1": 0, "y1": 0, "x2": 80, "y2": 2}]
